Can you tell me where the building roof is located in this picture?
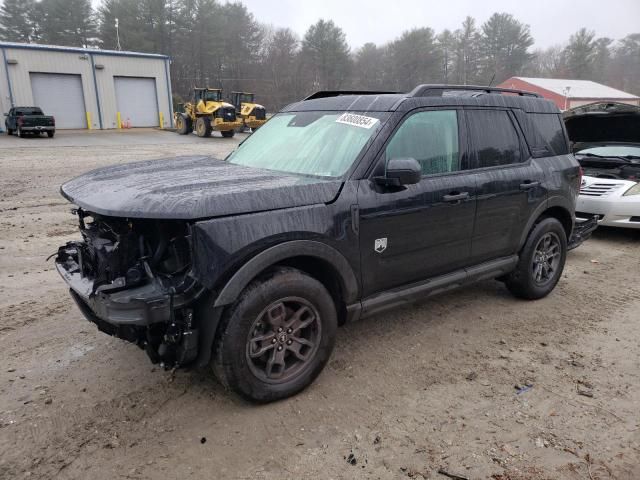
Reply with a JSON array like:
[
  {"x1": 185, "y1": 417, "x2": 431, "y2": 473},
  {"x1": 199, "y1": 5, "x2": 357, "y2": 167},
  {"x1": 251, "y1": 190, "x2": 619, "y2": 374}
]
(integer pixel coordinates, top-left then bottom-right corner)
[
  {"x1": 513, "y1": 77, "x2": 638, "y2": 100},
  {"x1": 0, "y1": 41, "x2": 168, "y2": 60}
]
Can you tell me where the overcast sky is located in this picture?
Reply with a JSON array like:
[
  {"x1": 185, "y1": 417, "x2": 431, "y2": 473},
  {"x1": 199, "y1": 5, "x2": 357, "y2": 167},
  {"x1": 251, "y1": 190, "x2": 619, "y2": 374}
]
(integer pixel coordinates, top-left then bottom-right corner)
[{"x1": 240, "y1": 0, "x2": 639, "y2": 49}]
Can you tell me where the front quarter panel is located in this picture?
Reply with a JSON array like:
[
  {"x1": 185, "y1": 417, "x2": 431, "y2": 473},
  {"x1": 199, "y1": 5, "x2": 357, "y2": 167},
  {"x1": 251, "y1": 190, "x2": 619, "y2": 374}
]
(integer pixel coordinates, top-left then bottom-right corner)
[{"x1": 191, "y1": 181, "x2": 360, "y2": 301}]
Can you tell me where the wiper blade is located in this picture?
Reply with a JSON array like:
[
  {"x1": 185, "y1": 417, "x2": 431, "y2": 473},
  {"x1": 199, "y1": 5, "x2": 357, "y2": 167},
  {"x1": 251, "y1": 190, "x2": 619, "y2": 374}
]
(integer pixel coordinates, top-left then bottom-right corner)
[{"x1": 578, "y1": 153, "x2": 632, "y2": 163}]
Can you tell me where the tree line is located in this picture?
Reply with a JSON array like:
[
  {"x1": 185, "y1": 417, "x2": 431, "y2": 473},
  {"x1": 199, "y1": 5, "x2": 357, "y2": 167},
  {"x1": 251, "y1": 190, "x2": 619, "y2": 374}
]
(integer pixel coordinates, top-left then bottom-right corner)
[{"x1": 1, "y1": 0, "x2": 638, "y2": 111}]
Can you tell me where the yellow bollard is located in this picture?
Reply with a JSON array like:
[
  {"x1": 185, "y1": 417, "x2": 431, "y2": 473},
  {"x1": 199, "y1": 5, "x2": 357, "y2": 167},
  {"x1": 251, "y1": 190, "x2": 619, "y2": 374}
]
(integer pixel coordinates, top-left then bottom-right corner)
[
  {"x1": 86, "y1": 112, "x2": 92, "y2": 130},
  {"x1": 159, "y1": 111, "x2": 164, "y2": 129},
  {"x1": 117, "y1": 112, "x2": 122, "y2": 129}
]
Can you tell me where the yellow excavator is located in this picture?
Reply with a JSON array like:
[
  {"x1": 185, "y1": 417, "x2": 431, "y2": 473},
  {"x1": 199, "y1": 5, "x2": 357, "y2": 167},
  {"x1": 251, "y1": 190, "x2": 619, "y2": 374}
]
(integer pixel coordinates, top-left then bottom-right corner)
[
  {"x1": 231, "y1": 91, "x2": 267, "y2": 131},
  {"x1": 174, "y1": 88, "x2": 243, "y2": 138}
]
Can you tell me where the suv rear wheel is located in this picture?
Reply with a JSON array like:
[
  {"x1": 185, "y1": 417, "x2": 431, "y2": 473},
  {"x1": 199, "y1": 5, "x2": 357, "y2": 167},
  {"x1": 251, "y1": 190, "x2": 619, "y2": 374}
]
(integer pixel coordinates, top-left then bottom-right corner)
[
  {"x1": 211, "y1": 267, "x2": 337, "y2": 402},
  {"x1": 505, "y1": 217, "x2": 567, "y2": 299}
]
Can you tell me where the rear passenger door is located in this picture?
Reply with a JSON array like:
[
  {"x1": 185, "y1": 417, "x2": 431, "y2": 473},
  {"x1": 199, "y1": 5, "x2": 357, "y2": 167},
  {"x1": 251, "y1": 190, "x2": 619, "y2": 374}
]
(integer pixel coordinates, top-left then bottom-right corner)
[{"x1": 465, "y1": 109, "x2": 547, "y2": 264}]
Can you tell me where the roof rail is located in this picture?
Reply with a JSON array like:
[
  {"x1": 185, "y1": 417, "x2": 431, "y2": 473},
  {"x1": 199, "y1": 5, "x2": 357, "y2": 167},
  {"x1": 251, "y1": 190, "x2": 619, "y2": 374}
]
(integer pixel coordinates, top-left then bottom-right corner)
[
  {"x1": 408, "y1": 84, "x2": 541, "y2": 98},
  {"x1": 304, "y1": 90, "x2": 399, "y2": 101}
]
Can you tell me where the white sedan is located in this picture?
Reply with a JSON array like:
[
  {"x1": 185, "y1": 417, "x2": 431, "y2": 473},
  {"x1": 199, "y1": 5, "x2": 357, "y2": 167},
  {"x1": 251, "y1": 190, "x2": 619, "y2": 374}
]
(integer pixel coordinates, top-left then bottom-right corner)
[
  {"x1": 578, "y1": 174, "x2": 640, "y2": 229},
  {"x1": 564, "y1": 102, "x2": 640, "y2": 230}
]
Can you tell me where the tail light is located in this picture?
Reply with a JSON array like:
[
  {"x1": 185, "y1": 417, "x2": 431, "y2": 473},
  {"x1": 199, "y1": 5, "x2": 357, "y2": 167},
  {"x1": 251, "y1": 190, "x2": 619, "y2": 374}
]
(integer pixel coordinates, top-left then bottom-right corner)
[{"x1": 576, "y1": 166, "x2": 583, "y2": 191}]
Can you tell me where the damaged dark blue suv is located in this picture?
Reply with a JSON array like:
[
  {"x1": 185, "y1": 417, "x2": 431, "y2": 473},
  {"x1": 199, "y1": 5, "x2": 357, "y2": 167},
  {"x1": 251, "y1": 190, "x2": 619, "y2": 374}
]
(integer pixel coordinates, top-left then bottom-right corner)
[{"x1": 55, "y1": 85, "x2": 588, "y2": 402}]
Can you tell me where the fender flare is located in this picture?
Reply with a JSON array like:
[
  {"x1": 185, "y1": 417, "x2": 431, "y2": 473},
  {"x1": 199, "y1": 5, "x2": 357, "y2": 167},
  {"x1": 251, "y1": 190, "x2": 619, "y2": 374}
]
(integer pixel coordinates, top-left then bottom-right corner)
[
  {"x1": 517, "y1": 196, "x2": 574, "y2": 250},
  {"x1": 213, "y1": 240, "x2": 359, "y2": 307}
]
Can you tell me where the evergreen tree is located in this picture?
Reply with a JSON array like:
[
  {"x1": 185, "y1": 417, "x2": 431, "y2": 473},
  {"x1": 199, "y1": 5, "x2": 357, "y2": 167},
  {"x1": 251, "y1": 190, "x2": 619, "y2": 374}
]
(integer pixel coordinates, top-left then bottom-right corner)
[
  {"x1": 453, "y1": 16, "x2": 481, "y2": 85},
  {"x1": 39, "y1": 0, "x2": 96, "y2": 47},
  {"x1": 563, "y1": 28, "x2": 597, "y2": 79},
  {"x1": 301, "y1": 19, "x2": 351, "y2": 91},
  {"x1": 0, "y1": 0, "x2": 36, "y2": 42},
  {"x1": 389, "y1": 27, "x2": 441, "y2": 90},
  {"x1": 479, "y1": 13, "x2": 533, "y2": 84}
]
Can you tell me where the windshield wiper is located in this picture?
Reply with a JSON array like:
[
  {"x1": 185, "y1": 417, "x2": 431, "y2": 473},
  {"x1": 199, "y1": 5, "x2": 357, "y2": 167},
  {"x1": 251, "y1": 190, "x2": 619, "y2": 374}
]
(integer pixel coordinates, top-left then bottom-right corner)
[{"x1": 578, "y1": 153, "x2": 632, "y2": 163}]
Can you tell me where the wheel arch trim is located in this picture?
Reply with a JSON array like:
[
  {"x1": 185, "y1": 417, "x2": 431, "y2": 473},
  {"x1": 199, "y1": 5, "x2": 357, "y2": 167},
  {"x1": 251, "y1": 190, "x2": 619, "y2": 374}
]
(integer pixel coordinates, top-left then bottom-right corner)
[
  {"x1": 518, "y1": 196, "x2": 574, "y2": 250},
  {"x1": 213, "y1": 240, "x2": 359, "y2": 308}
]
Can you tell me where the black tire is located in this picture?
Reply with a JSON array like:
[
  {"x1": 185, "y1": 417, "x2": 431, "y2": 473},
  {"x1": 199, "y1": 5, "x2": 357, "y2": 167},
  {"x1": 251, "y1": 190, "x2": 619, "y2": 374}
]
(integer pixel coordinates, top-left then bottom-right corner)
[
  {"x1": 505, "y1": 217, "x2": 567, "y2": 300},
  {"x1": 195, "y1": 117, "x2": 212, "y2": 137},
  {"x1": 210, "y1": 267, "x2": 337, "y2": 403},
  {"x1": 6, "y1": 128, "x2": 12, "y2": 135},
  {"x1": 47, "y1": 131, "x2": 55, "y2": 138},
  {"x1": 175, "y1": 114, "x2": 191, "y2": 135},
  {"x1": 221, "y1": 129, "x2": 235, "y2": 138}
]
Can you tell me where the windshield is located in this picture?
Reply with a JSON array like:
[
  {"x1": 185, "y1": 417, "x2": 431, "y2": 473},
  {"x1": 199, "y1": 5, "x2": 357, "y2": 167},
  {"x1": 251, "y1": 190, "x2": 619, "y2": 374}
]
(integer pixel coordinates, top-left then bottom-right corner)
[
  {"x1": 227, "y1": 111, "x2": 388, "y2": 177},
  {"x1": 576, "y1": 145, "x2": 640, "y2": 158},
  {"x1": 16, "y1": 108, "x2": 43, "y2": 115},
  {"x1": 204, "y1": 91, "x2": 221, "y2": 102}
]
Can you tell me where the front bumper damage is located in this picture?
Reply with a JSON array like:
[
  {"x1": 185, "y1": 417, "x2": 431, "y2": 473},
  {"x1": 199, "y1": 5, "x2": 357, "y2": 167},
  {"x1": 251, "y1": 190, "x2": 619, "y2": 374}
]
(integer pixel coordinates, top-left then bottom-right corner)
[{"x1": 55, "y1": 215, "x2": 205, "y2": 367}]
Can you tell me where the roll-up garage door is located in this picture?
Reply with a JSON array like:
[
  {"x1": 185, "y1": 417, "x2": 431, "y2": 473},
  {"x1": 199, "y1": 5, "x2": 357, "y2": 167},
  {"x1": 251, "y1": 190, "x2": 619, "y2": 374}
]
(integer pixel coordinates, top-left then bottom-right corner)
[
  {"x1": 114, "y1": 77, "x2": 159, "y2": 127},
  {"x1": 30, "y1": 73, "x2": 87, "y2": 129}
]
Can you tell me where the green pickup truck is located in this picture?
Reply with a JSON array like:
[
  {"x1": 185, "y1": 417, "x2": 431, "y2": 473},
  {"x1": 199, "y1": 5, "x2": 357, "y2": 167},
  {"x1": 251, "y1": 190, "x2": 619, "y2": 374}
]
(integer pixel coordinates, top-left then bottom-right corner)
[{"x1": 4, "y1": 106, "x2": 55, "y2": 138}]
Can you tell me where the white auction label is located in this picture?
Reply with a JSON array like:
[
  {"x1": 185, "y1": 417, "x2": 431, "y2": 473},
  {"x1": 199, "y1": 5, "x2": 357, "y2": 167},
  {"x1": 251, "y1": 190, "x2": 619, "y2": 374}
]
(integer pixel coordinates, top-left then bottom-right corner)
[{"x1": 335, "y1": 113, "x2": 379, "y2": 129}]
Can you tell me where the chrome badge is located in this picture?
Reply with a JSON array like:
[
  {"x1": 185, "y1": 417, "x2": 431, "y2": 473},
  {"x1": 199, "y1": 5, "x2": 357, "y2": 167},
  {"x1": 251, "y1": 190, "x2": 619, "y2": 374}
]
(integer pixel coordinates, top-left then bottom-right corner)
[{"x1": 374, "y1": 238, "x2": 387, "y2": 253}]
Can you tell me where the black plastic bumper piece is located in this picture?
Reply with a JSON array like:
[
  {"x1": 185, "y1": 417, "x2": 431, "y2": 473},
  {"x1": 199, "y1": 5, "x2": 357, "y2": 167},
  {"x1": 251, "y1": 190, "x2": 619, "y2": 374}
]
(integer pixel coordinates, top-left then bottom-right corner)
[
  {"x1": 568, "y1": 215, "x2": 599, "y2": 250},
  {"x1": 55, "y1": 242, "x2": 201, "y2": 328}
]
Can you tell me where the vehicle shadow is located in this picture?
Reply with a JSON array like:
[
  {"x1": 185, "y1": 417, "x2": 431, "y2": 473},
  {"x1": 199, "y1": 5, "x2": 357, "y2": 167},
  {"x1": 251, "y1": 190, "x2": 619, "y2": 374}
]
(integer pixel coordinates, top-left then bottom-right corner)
[{"x1": 591, "y1": 226, "x2": 640, "y2": 243}]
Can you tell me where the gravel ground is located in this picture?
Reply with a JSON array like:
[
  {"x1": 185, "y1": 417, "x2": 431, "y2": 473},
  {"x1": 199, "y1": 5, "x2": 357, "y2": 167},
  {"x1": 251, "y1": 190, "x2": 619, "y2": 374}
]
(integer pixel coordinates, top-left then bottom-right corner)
[{"x1": 1, "y1": 129, "x2": 639, "y2": 480}]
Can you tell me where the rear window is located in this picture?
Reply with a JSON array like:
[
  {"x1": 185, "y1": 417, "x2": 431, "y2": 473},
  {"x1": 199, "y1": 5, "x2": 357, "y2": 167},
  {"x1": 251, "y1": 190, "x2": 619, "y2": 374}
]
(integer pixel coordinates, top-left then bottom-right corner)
[
  {"x1": 529, "y1": 113, "x2": 568, "y2": 155},
  {"x1": 15, "y1": 108, "x2": 44, "y2": 116}
]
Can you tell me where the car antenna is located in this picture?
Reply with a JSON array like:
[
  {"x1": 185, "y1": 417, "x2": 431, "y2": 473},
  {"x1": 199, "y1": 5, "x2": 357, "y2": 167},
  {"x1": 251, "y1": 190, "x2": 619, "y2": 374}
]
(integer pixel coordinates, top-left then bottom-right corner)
[{"x1": 487, "y1": 73, "x2": 496, "y2": 88}]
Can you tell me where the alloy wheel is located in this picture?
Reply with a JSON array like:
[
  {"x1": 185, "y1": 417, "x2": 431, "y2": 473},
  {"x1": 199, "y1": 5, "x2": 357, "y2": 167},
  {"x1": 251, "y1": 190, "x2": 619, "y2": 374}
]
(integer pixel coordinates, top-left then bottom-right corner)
[
  {"x1": 531, "y1": 232, "x2": 561, "y2": 285},
  {"x1": 246, "y1": 297, "x2": 321, "y2": 383}
]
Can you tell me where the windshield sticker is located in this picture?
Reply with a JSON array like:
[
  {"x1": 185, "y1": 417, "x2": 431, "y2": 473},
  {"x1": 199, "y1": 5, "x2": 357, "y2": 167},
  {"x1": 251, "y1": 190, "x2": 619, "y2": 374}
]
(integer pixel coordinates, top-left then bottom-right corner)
[{"x1": 335, "y1": 113, "x2": 379, "y2": 129}]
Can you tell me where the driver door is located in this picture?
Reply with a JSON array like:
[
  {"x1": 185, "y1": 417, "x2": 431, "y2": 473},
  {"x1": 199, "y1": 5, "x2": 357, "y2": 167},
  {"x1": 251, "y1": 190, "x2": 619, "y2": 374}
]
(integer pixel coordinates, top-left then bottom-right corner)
[{"x1": 357, "y1": 109, "x2": 477, "y2": 297}]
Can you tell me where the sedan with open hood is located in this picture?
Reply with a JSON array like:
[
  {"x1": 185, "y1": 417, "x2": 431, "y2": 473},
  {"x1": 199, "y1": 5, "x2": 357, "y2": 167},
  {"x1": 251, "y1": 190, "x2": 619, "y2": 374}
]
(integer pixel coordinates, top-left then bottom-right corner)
[{"x1": 564, "y1": 102, "x2": 640, "y2": 229}]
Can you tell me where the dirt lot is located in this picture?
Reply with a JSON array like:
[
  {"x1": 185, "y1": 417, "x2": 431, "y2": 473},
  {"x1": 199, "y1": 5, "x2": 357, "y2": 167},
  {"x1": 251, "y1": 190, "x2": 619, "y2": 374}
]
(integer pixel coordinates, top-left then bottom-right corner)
[{"x1": 1, "y1": 129, "x2": 639, "y2": 480}]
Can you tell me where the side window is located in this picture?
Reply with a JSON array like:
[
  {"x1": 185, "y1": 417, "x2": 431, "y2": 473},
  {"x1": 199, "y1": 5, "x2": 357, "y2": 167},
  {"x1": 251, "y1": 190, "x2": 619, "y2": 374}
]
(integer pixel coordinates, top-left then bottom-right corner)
[
  {"x1": 385, "y1": 110, "x2": 460, "y2": 176},
  {"x1": 529, "y1": 113, "x2": 569, "y2": 155},
  {"x1": 467, "y1": 110, "x2": 522, "y2": 168}
]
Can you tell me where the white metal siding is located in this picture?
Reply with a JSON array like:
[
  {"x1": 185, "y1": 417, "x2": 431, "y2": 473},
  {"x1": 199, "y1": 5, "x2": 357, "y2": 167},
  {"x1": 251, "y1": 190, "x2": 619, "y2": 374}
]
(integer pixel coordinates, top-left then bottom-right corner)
[
  {"x1": 0, "y1": 43, "x2": 173, "y2": 129},
  {"x1": 30, "y1": 72, "x2": 87, "y2": 129},
  {"x1": 114, "y1": 77, "x2": 158, "y2": 127}
]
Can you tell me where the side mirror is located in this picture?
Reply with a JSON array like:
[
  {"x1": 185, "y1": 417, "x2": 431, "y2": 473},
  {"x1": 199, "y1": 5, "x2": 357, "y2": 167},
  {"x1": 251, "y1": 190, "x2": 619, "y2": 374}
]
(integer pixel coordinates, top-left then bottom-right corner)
[
  {"x1": 375, "y1": 157, "x2": 422, "y2": 187},
  {"x1": 3, "y1": 112, "x2": 7, "y2": 116}
]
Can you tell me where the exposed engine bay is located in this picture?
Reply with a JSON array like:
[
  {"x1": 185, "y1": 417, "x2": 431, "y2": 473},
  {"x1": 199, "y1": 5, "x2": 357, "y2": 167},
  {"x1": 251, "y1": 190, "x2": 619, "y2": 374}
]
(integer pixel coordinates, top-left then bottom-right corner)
[
  {"x1": 576, "y1": 157, "x2": 640, "y2": 181},
  {"x1": 55, "y1": 209, "x2": 203, "y2": 367},
  {"x1": 564, "y1": 102, "x2": 640, "y2": 181}
]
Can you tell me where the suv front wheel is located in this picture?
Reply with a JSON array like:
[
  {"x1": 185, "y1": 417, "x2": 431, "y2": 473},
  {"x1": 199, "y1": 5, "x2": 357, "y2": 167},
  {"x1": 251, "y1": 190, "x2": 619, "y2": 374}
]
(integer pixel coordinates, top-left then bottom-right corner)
[
  {"x1": 505, "y1": 217, "x2": 567, "y2": 300},
  {"x1": 211, "y1": 267, "x2": 337, "y2": 402}
]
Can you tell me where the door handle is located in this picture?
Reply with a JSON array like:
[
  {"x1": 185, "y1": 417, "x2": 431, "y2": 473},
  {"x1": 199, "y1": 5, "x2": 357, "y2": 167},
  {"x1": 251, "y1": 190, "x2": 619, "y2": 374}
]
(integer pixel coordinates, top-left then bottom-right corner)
[
  {"x1": 520, "y1": 181, "x2": 540, "y2": 190},
  {"x1": 442, "y1": 192, "x2": 470, "y2": 203}
]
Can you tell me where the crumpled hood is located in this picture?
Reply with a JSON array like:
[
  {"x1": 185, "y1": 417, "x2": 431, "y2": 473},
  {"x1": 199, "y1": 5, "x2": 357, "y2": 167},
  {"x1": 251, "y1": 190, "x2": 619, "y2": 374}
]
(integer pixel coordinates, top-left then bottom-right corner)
[{"x1": 60, "y1": 156, "x2": 342, "y2": 219}]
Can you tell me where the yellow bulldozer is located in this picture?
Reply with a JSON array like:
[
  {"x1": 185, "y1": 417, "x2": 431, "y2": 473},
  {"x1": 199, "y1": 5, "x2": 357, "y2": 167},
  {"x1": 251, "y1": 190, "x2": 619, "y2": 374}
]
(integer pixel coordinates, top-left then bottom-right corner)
[
  {"x1": 174, "y1": 88, "x2": 243, "y2": 138},
  {"x1": 230, "y1": 91, "x2": 267, "y2": 131}
]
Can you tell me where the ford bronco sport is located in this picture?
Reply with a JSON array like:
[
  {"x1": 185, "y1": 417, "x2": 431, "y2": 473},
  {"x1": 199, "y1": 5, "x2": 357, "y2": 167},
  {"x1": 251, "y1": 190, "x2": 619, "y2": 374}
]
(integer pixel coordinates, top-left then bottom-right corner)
[{"x1": 55, "y1": 85, "x2": 584, "y2": 402}]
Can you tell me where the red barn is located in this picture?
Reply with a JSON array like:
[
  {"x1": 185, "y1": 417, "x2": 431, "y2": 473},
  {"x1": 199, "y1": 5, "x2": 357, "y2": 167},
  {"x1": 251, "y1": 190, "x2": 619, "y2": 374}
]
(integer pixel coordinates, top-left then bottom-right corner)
[{"x1": 497, "y1": 77, "x2": 640, "y2": 110}]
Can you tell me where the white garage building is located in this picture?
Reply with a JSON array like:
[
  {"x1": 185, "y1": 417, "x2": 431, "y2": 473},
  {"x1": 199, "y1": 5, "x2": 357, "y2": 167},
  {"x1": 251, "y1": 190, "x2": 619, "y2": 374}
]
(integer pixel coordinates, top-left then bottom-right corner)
[{"x1": 0, "y1": 42, "x2": 173, "y2": 129}]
